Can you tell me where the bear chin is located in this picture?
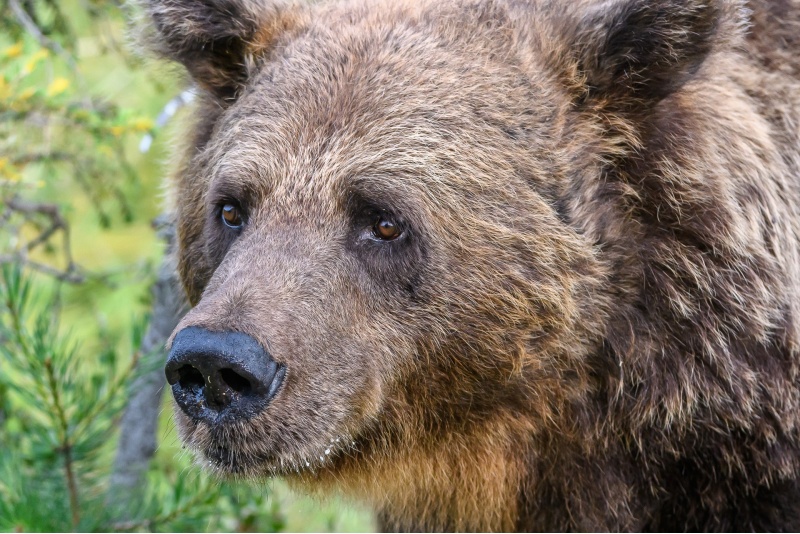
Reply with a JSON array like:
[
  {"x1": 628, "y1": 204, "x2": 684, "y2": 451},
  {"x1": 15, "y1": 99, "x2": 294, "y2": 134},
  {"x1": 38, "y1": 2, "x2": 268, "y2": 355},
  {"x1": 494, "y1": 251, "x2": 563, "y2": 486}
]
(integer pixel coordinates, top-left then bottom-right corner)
[{"x1": 176, "y1": 410, "x2": 359, "y2": 477}]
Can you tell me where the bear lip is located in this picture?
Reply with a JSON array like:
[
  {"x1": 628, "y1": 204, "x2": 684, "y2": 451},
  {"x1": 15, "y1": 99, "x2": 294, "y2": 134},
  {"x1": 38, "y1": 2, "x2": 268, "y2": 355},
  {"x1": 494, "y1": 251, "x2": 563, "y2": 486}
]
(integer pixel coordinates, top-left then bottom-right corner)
[
  {"x1": 203, "y1": 445, "x2": 257, "y2": 473},
  {"x1": 196, "y1": 428, "x2": 358, "y2": 476}
]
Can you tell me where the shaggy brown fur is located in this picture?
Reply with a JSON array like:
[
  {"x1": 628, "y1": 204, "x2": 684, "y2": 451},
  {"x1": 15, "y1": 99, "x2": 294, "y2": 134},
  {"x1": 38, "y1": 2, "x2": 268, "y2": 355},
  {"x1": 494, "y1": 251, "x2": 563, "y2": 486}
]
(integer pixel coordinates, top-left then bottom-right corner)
[{"x1": 144, "y1": 0, "x2": 800, "y2": 530}]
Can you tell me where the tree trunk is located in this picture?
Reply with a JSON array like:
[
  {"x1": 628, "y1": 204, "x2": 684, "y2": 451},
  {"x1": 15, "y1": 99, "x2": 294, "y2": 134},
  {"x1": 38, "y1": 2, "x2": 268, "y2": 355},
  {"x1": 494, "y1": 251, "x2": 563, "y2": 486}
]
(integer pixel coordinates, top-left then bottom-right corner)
[{"x1": 107, "y1": 217, "x2": 187, "y2": 516}]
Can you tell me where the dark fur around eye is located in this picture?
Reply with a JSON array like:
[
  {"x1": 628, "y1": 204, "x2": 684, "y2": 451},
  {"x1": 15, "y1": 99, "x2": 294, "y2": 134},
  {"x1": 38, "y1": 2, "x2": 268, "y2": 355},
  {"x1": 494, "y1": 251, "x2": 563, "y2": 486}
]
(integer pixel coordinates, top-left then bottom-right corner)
[{"x1": 204, "y1": 199, "x2": 247, "y2": 269}]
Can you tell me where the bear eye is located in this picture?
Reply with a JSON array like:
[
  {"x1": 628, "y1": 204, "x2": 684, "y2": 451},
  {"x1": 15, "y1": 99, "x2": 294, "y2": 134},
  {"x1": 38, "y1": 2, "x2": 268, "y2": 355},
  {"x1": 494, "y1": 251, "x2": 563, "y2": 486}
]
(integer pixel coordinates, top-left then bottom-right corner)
[
  {"x1": 221, "y1": 204, "x2": 244, "y2": 229},
  {"x1": 372, "y1": 213, "x2": 401, "y2": 241}
]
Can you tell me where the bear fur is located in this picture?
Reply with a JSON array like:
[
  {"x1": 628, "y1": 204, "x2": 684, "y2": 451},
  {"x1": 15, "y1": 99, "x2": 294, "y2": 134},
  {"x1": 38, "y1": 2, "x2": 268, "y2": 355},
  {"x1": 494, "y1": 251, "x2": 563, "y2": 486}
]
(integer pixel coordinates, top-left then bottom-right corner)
[{"x1": 144, "y1": 0, "x2": 800, "y2": 530}]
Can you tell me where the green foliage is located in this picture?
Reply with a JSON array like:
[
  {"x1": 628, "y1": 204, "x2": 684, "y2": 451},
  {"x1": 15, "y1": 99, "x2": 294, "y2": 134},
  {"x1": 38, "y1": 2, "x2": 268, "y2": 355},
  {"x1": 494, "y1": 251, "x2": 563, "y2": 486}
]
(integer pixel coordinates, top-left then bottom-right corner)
[
  {"x1": 0, "y1": 263, "x2": 130, "y2": 531},
  {"x1": 0, "y1": 265, "x2": 289, "y2": 533}
]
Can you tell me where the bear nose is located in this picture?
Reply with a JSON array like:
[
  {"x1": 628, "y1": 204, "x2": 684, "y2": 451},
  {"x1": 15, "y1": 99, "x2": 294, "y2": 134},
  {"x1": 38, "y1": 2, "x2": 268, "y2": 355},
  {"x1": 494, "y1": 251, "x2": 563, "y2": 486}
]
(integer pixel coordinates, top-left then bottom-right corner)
[{"x1": 165, "y1": 327, "x2": 285, "y2": 424}]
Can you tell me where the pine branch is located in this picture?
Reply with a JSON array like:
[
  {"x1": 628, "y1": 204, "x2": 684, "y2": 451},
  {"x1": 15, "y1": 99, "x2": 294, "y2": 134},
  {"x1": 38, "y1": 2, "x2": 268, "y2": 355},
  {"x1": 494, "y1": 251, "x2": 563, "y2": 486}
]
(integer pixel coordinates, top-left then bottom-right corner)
[{"x1": 44, "y1": 356, "x2": 80, "y2": 529}]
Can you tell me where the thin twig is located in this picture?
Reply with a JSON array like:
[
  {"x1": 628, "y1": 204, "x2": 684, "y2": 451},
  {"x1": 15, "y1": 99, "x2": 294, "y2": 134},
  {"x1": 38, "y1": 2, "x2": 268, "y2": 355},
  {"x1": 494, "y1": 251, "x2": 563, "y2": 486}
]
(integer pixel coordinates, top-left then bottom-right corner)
[
  {"x1": 1, "y1": 197, "x2": 85, "y2": 283},
  {"x1": 11, "y1": 198, "x2": 65, "y2": 252},
  {"x1": 11, "y1": 151, "x2": 76, "y2": 165},
  {"x1": 0, "y1": 258, "x2": 86, "y2": 283}
]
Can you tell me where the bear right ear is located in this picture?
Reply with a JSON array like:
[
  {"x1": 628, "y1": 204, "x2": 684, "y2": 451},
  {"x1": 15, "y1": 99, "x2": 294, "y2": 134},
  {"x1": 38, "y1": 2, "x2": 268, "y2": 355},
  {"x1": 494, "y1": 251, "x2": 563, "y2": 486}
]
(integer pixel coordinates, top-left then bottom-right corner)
[
  {"x1": 563, "y1": 0, "x2": 745, "y2": 106},
  {"x1": 142, "y1": 0, "x2": 305, "y2": 101}
]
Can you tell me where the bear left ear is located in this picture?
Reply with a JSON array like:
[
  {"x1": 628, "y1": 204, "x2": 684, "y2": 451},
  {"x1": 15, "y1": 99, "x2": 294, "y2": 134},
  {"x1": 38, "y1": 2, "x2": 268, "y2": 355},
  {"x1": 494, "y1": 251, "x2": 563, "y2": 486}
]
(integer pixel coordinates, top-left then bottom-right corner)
[
  {"x1": 142, "y1": 0, "x2": 305, "y2": 101},
  {"x1": 567, "y1": 0, "x2": 745, "y2": 105}
]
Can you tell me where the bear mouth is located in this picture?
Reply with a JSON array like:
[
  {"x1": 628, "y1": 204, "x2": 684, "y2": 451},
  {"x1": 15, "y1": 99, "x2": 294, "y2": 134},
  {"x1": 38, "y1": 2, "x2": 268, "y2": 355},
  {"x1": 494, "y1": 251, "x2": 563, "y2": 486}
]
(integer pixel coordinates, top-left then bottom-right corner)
[
  {"x1": 197, "y1": 433, "x2": 359, "y2": 477},
  {"x1": 202, "y1": 444, "x2": 271, "y2": 474}
]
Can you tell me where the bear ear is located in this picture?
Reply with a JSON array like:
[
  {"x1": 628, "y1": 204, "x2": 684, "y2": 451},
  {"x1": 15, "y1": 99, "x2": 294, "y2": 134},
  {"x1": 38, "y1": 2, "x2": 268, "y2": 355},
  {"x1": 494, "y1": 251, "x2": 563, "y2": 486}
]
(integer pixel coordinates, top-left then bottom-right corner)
[
  {"x1": 142, "y1": 0, "x2": 304, "y2": 101},
  {"x1": 567, "y1": 0, "x2": 743, "y2": 105}
]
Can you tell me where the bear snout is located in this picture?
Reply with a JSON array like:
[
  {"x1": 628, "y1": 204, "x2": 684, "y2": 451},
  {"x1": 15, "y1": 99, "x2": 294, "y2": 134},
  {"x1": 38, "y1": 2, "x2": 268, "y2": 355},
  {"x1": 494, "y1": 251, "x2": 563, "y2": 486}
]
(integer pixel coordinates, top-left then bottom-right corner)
[{"x1": 165, "y1": 327, "x2": 286, "y2": 425}]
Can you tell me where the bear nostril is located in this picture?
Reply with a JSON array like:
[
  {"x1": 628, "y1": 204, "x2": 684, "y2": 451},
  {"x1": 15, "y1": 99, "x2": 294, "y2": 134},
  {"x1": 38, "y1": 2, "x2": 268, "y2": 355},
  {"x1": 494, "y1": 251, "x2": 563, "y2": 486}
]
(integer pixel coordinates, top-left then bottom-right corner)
[
  {"x1": 220, "y1": 368, "x2": 252, "y2": 394},
  {"x1": 177, "y1": 365, "x2": 204, "y2": 394},
  {"x1": 166, "y1": 327, "x2": 285, "y2": 424}
]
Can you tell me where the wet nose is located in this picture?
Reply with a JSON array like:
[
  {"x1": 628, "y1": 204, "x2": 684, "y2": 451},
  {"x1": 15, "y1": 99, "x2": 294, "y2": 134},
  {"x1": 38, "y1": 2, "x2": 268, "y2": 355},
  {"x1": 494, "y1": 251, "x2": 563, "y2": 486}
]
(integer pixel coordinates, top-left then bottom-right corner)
[{"x1": 165, "y1": 327, "x2": 285, "y2": 424}]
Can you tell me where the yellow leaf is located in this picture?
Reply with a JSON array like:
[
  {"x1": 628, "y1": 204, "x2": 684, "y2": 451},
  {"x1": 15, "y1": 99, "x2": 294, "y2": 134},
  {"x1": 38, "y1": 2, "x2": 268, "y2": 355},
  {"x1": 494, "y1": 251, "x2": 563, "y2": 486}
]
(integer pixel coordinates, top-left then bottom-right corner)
[
  {"x1": 0, "y1": 158, "x2": 19, "y2": 182},
  {"x1": 129, "y1": 117, "x2": 154, "y2": 132},
  {"x1": 22, "y1": 49, "x2": 49, "y2": 74},
  {"x1": 17, "y1": 87, "x2": 35, "y2": 100},
  {"x1": 2, "y1": 42, "x2": 23, "y2": 59},
  {"x1": 46, "y1": 77, "x2": 70, "y2": 97}
]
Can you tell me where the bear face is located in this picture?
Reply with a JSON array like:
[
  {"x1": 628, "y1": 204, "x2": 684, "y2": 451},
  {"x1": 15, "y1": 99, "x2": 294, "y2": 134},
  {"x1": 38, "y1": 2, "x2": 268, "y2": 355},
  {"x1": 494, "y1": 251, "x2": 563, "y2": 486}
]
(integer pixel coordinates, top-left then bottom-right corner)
[
  {"x1": 147, "y1": 0, "x2": 800, "y2": 530},
  {"x1": 164, "y1": 0, "x2": 607, "y2": 478}
]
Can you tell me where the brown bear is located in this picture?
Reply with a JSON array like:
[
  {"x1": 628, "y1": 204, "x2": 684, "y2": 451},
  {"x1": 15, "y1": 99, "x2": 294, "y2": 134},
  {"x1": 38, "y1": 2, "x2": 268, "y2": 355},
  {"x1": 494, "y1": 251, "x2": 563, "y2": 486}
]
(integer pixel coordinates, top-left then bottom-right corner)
[{"x1": 145, "y1": 0, "x2": 800, "y2": 530}]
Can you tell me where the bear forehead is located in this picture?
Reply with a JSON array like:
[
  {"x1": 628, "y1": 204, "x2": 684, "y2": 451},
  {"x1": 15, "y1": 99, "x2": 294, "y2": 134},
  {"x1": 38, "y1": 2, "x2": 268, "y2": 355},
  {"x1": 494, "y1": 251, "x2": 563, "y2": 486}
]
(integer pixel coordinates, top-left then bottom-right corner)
[{"x1": 204, "y1": 5, "x2": 560, "y2": 207}]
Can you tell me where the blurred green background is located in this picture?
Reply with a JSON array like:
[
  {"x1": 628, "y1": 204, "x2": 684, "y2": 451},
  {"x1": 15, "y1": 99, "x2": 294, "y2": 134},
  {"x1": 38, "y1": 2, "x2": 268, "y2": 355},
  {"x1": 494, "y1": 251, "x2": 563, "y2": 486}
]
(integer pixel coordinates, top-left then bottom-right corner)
[{"x1": 0, "y1": 0, "x2": 374, "y2": 531}]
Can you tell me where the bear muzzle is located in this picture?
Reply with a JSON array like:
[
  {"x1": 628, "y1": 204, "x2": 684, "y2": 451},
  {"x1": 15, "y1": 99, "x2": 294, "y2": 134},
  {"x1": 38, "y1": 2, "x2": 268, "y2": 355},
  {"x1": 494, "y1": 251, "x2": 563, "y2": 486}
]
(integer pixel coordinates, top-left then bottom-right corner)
[{"x1": 165, "y1": 326, "x2": 286, "y2": 425}]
